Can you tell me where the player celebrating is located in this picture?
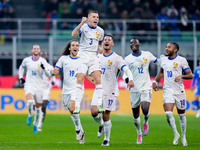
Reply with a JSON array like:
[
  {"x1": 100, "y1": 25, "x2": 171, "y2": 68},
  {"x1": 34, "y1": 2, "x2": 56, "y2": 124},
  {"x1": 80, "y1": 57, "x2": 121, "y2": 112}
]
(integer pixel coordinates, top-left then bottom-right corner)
[
  {"x1": 190, "y1": 60, "x2": 200, "y2": 117},
  {"x1": 124, "y1": 38, "x2": 159, "y2": 144},
  {"x1": 153, "y1": 42, "x2": 193, "y2": 146},
  {"x1": 37, "y1": 51, "x2": 56, "y2": 131},
  {"x1": 71, "y1": 11, "x2": 105, "y2": 126},
  {"x1": 51, "y1": 40, "x2": 85, "y2": 144},
  {"x1": 18, "y1": 45, "x2": 51, "y2": 133},
  {"x1": 98, "y1": 35, "x2": 134, "y2": 146}
]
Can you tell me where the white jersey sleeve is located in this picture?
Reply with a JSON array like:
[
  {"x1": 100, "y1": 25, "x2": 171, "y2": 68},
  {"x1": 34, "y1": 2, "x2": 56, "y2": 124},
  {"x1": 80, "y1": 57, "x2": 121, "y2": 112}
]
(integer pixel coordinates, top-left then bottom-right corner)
[
  {"x1": 19, "y1": 58, "x2": 27, "y2": 79},
  {"x1": 148, "y1": 51, "x2": 158, "y2": 63},
  {"x1": 181, "y1": 57, "x2": 190, "y2": 71}
]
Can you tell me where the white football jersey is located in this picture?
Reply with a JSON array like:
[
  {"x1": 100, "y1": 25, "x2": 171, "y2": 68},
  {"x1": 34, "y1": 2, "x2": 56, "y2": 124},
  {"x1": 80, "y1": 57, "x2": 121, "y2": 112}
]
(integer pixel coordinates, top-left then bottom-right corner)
[
  {"x1": 125, "y1": 51, "x2": 157, "y2": 92},
  {"x1": 79, "y1": 23, "x2": 104, "y2": 52},
  {"x1": 55, "y1": 55, "x2": 78, "y2": 94},
  {"x1": 160, "y1": 55, "x2": 190, "y2": 94},
  {"x1": 42, "y1": 63, "x2": 54, "y2": 89},
  {"x1": 20, "y1": 56, "x2": 49, "y2": 90},
  {"x1": 99, "y1": 52, "x2": 126, "y2": 96}
]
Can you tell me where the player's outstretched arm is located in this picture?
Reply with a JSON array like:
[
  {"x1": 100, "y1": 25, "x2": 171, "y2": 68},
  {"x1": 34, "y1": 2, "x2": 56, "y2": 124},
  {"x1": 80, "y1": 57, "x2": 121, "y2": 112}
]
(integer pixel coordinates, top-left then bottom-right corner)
[{"x1": 71, "y1": 17, "x2": 87, "y2": 37}]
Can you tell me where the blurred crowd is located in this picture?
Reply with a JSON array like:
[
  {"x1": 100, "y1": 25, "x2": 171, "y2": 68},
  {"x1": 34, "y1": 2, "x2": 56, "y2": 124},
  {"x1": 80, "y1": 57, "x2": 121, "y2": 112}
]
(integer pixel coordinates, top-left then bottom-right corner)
[
  {"x1": 41, "y1": 0, "x2": 200, "y2": 31},
  {"x1": 0, "y1": 0, "x2": 14, "y2": 42},
  {"x1": 1, "y1": 0, "x2": 200, "y2": 32}
]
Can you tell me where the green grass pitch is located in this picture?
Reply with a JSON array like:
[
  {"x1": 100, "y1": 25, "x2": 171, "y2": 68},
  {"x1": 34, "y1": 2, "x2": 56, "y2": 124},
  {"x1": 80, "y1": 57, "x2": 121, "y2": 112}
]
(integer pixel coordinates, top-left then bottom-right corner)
[{"x1": 0, "y1": 114, "x2": 200, "y2": 150}]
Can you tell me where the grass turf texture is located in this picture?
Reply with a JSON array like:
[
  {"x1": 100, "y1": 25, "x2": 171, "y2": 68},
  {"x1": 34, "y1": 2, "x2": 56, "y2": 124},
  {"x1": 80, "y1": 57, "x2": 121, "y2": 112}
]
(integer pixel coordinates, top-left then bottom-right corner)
[{"x1": 0, "y1": 114, "x2": 199, "y2": 150}]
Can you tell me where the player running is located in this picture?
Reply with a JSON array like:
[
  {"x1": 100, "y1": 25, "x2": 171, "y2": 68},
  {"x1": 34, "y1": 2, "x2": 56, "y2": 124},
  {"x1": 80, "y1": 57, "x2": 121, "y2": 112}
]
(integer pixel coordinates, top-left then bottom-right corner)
[
  {"x1": 51, "y1": 40, "x2": 85, "y2": 144},
  {"x1": 87, "y1": 35, "x2": 134, "y2": 146},
  {"x1": 19, "y1": 45, "x2": 51, "y2": 133},
  {"x1": 153, "y1": 42, "x2": 193, "y2": 146},
  {"x1": 124, "y1": 38, "x2": 159, "y2": 144}
]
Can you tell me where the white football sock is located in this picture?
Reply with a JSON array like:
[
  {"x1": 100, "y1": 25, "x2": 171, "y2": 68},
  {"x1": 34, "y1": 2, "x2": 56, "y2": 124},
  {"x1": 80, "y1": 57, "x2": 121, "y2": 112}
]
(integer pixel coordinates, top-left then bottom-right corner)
[
  {"x1": 93, "y1": 113, "x2": 104, "y2": 126},
  {"x1": 92, "y1": 84, "x2": 103, "y2": 106},
  {"x1": 27, "y1": 99, "x2": 35, "y2": 116},
  {"x1": 33, "y1": 106, "x2": 41, "y2": 126},
  {"x1": 75, "y1": 84, "x2": 84, "y2": 108},
  {"x1": 144, "y1": 111, "x2": 150, "y2": 125},
  {"x1": 71, "y1": 114, "x2": 83, "y2": 132},
  {"x1": 133, "y1": 116, "x2": 142, "y2": 135},
  {"x1": 165, "y1": 111, "x2": 178, "y2": 135},
  {"x1": 37, "y1": 107, "x2": 44, "y2": 128},
  {"x1": 178, "y1": 113, "x2": 186, "y2": 137},
  {"x1": 104, "y1": 120, "x2": 112, "y2": 141}
]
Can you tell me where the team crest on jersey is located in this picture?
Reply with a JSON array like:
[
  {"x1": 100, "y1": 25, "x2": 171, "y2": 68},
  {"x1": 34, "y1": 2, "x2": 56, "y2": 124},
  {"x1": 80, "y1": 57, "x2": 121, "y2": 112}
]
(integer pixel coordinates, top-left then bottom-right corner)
[
  {"x1": 173, "y1": 62, "x2": 178, "y2": 67},
  {"x1": 38, "y1": 64, "x2": 41, "y2": 68},
  {"x1": 96, "y1": 32, "x2": 100, "y2": 38},
  {"x1": 142, "y1": 57, "x2": 148, "y2": 67},
  {"x1": 108, "y1": 60, "x2": 112, "y2": 65},
  {"x1": 143, "y1": 57, "x2": 147, "y2": 62}
]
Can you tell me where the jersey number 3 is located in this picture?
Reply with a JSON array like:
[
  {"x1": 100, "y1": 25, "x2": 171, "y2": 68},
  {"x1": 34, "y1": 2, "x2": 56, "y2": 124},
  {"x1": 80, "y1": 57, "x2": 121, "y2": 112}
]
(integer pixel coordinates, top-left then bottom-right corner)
[{"x1": 89, "y1": 39, "x2": 93, "y2": 45}]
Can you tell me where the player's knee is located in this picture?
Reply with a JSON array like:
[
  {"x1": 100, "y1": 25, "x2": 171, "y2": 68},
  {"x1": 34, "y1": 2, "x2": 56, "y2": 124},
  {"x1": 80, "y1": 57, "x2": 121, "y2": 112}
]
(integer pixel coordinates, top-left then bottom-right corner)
[
  {"x1": 42, "y1": 100, "x2": 48, "y2": 106},
  {"x1": 77, "y1": 74, "x2": 84, "y2": 84},
  {"x1": 133, "y1": 113, "x2": 139, "y2": 119},
  {"x1": 143, "y1": 109, "x2": 149, "y2": 116},
  {"x1": 103, "y1": 113, "x2": 110, "y2": 121},
  {"x1": 91, "y1": 110, "x2": 98, "y2": 117},
  {"x1": 132, "y1": 107, "x2": 139, "y2": 118},
  {"x1": 69, "y1": 107, "x2": 75, "y2": 114}
]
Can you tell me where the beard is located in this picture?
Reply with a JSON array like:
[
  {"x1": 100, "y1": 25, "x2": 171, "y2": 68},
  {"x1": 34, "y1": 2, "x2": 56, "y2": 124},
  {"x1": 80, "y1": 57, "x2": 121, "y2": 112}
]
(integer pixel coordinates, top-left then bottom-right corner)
[
  {"x1": 33, "y1": 53, "x2": 39, "y2": 56},
  {"x1": 165, "y1": 51, "x2": 173, "y2": 56}
]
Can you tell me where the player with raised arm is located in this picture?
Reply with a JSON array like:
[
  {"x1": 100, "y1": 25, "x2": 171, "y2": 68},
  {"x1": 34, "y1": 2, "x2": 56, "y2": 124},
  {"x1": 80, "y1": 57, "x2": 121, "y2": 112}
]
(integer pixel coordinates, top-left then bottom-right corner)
[
  {"x1": 153, "y1": 42, "x2": 193, "y2": 146},
  {"x1": 124, "y1": 38, "x2": 159, "y2": 144},
  {"x1": 18, "y1": 45, "x2": 51, "y2": 133},
  {"x1": 71, "y1": 10, "x2": 105, "y2": 128},
  {"x1": 51, "y1": 40, "x2": 85, "y2": 144},
  {"x1": 190, "y1": 60, "x2": 200, "y2": 117},
  {"x1": 37, "y1": 51, "x2": 56, "y2": 131}
]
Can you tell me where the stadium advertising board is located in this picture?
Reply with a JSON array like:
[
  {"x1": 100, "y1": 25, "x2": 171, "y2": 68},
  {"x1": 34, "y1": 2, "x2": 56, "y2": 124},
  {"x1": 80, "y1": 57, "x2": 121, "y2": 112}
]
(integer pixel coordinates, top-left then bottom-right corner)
[
  {"x1": 0, "y1": 89, "x2": 198, "y2": 114},
  {"x1": 0, "y1": 76, "x2": 192, "y2": 89}
]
